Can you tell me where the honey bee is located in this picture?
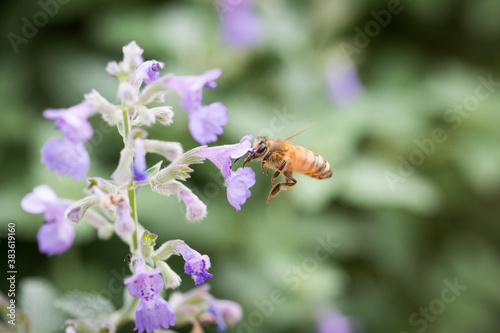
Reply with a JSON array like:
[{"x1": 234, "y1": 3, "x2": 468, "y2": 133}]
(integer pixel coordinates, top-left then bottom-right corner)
[{"x1": 242, "y1": 135, "x2": 332, "y2": 203}]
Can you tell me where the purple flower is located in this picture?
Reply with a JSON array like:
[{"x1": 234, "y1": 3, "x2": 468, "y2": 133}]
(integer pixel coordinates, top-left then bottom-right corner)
[
  {"x1": 125, "y1": 260, "x2": 176, "y2": 333},
  {"x1": 43, "y1": 101, "x2": 94, "y2": 143},
  {"x1": 188, "y1": 102, "x2": 228, "y2": 145},
  {"x1": 21, "y1": 185, "x2": 75, "y2": 255},
  {"x1": 178, "y1": 187, "x2": 207, "y2": 221},
  {"x1": 133, "y1": 138, "x2": 148, "y2": 182},
  {"x1": 326, "y1": 59, "x2": 362, "y2": 106},
  {"x1": 208, "y1": 299, "x2": 243, "y2": 332},
  {"x1": 197, "y1": 135, "x2": 253, "y2": 178},
  {"x1": 137, "y1": 60, "x2": 164, "y2": 84},
  {"x1": 219, "y1": 0, "x2": 262, "y2": 49},
  {"x1": 197, "y1": 136, "x2": 255, "y2": 210},
  {"x1": 41, "y1": 138, "x2": 90, "y2": 180},
  {"x1": 163, "y1": 68, "x2": 222, "y2": 112},
  {"x1": 226, "y1": 167, "x2": 256, "y2": 211},
  {"x1": 316, "y1": 308, "x2": 353, "y2": 333},
  {"x1": 177, "y1": 244, "x2": 213, "y2": 286}
]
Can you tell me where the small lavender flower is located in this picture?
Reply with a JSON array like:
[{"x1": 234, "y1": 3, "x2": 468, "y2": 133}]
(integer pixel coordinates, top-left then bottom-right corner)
[
  {"x1": 197, "y1": 136, "x2": 255, "y2": 210},
  {"x1": 151, "y1": 180, "x2": 207, "y2": 222},
  {"x1": 197, "y1": 135, "x2": 252, "y2": 179},
  {"x1": 43, "y1": 101, "x2": 95, "y2": 143},
  {"x1": 163, "y1": 68, "x2": 222, "y2": 112},
  {"x1": 124, "y1": 260, "x2": 177, "y2": 333},
  {"x1": 41, "y1": 138, "x2": 90, "y2": 180},
  {"x1": 208, "y1": 299, "x2": 243, "y2": 332},
  {"x1": 137, "y1": 60, "x2": 164, "y2": 84},
  {"x1": 188, "y1": 102, "x2": 228, "y2": 145},
  {"x1": 177, "y1": 244, "x2": 213, "y2": 286},
  {"x1": 178, "y1": 187, "x2": 207, "y2": 221},
  {"x1": 219, "y1": 0, "x2": 262, "y2": 49},
  {"x1": 316, "y1": 308, "x2": 353, "y2": 333},
  {"x1": 163, "y1": 69, "x2": 225, "y2": 144},
  {"x1": 21, "y1": 185, "x2": 75, "y2": 255},
  {"x1": 226, "y1": 167, "x2": 256, "y2": 211},
  {"x1": 326, "y1": 59, "x2": 362, "y2": 106},
  {"x1": 133, "y1": 137, "x2": 148, "y2": 182},
  {"x1": 107, "y1": 41, "x2": 144, "y2": 77}
]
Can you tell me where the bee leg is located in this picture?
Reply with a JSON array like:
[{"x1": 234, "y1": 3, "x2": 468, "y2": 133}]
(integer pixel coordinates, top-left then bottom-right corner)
[
  {"x1": 271, "y1": 161, "x2": 287, "y2": 186},
  {"x1": 261, "y1": 152, "x2": 271, "y2": 174},
  {"x1": 267, "y1": 172, "x2": 296, "y2": 204}
]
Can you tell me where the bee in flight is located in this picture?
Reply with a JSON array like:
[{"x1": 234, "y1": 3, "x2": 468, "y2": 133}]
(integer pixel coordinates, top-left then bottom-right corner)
[{"x1": 242, "y1": 134, "x2": 332, "y2": 203}]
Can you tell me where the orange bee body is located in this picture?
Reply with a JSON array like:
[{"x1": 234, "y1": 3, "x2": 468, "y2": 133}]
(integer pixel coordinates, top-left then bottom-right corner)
[{"x1": 243, "y1": 136, "x2": 332, "y2": 203}]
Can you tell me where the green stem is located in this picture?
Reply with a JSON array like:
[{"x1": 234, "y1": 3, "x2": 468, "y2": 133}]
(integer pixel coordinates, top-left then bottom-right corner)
[
  {"x1": 129, "y1": 187, "x2": 139, "y2": 253},
  {"x1": 122, "y1": 108, "x2": 139, "y2": 252},
  {"x1": 122, "y1": 109, "x2": 130, "y2": 144}
]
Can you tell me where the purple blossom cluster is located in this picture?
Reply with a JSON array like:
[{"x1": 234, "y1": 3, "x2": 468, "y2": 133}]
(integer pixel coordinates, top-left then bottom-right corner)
[{"x1": 21, "y1": 41, "x2": 253, "y2": 333}]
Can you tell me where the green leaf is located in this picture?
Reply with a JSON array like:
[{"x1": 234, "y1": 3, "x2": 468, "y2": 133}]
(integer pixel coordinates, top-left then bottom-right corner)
[
  {"x1": 19, "y1": 278, "x2": 64, "y2": 333},
  {"x1": 175, "y1": 146, "x2": 207, "y2": 166},
  {"x1": 54, "y1": 291, "x2": 115, "y2": 324},
  {"x1": 146, "y1": 161, "x2": 163, "y2": 178},
  {"x1": 142, "y1": 230, "x2": 158, "y2": 247},
  {"x1": 154, "y1": 164, "x2": 193, "y2": 184}
]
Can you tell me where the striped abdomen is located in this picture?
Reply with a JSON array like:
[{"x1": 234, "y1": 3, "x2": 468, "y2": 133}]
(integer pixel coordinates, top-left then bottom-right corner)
[{"x1": 288, "y1": 146, "x2": 332, "y2": 179}]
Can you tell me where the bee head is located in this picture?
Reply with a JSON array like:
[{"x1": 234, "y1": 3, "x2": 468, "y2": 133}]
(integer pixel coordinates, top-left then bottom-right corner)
[
  {"x1": 243, "y1": 137, "x2": 268, "y2": 168},
  {"x1": 252, "y1": 137, "x2": 268, "y2": 158}
]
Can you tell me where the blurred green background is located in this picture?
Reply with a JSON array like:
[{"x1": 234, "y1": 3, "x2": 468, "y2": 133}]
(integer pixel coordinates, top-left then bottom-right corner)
[{"x1": 1, "y1": 0, "x2": 500, "y2": 332}]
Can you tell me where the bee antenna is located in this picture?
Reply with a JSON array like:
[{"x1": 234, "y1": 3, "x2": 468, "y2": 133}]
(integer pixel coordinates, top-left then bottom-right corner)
[{"x1": 285, "y1": 122, "x2": 316, "y2": 141}]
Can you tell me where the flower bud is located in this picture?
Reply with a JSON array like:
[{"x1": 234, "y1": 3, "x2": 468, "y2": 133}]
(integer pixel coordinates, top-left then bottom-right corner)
[
  {"x1": 136, "y1": 105, "x2": 156, "y2": 126},
  {"x1": 139, "y1": 79, "x2": 170, "y2": 105},
  {"x1": 144, "y1": 140, "x2": 182, "y2": 162},
  {"x1": 141, "y1": 230, "x2": 157, "y2": 258},
  {"x1": 150, "y1": 181, "x2": 207, "y2": 222},
  {"x1": 157, "y1": 260, "x2": 182, "y2": 289},
  {"x1": 65, "y1": 196, "x2": 100, "y2": 224},
  {"x1": 85, "y1": 177, "x2": 118, "y2": 195},
  {"x1": 154, "y1": 239, "x2": 185, "y2": 260},
  {"x1": 84, "y1": 89, "x2": 121, "y2": 125},
  {"x1": 117, "y1": 81, "x2": 138, "y2": 105},
  {"x1": 151, "y1": 106, "x2": 174, "y2": 126}
]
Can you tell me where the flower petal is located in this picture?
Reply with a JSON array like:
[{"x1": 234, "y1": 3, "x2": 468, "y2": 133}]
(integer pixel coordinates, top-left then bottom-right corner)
[
  {"x1": 37, "y1": 219, "x2": 75, "y2": 256},
  {"x1": 163, "y1": 69, "x2": 222, "y2": 112},
  {"x1": 21, "y1": 185, "x2": 58, "y2": 214},
  {"x1": 41, "y1": 138, "x2": 90, "y2": 180},
  {"x1": 134, "y1": 296, "x2": 176, "y2": 333},
  {"x1": 133, "y1": 138, "x2": 148, "y2": 182},
  {"x1": 196, "y1": 135, "x2": 252, "y2": 179},
  {"x1": 137, "y1": 60, "x2": 164, "y2": 84},
  {"x1": 177, "y1": 244, "x2": 213, "y2": 286},
  {"x1": 43, "y1": 101, "x2": 94, "y2": 143},
  {"x1": 226, "y1": 167, "x2": 256, "y2": 211},
  {"x1": 220, "y1": 0, "x2": 262, "y2": 49},
  {"x1": 188, "y1": 102, "x2": 228, "y2": 145}
]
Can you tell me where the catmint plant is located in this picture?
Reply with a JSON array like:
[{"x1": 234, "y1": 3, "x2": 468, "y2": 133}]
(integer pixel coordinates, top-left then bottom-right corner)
[{"x1": 21, "y1": 41, "x2": 252, "y2": 333}]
